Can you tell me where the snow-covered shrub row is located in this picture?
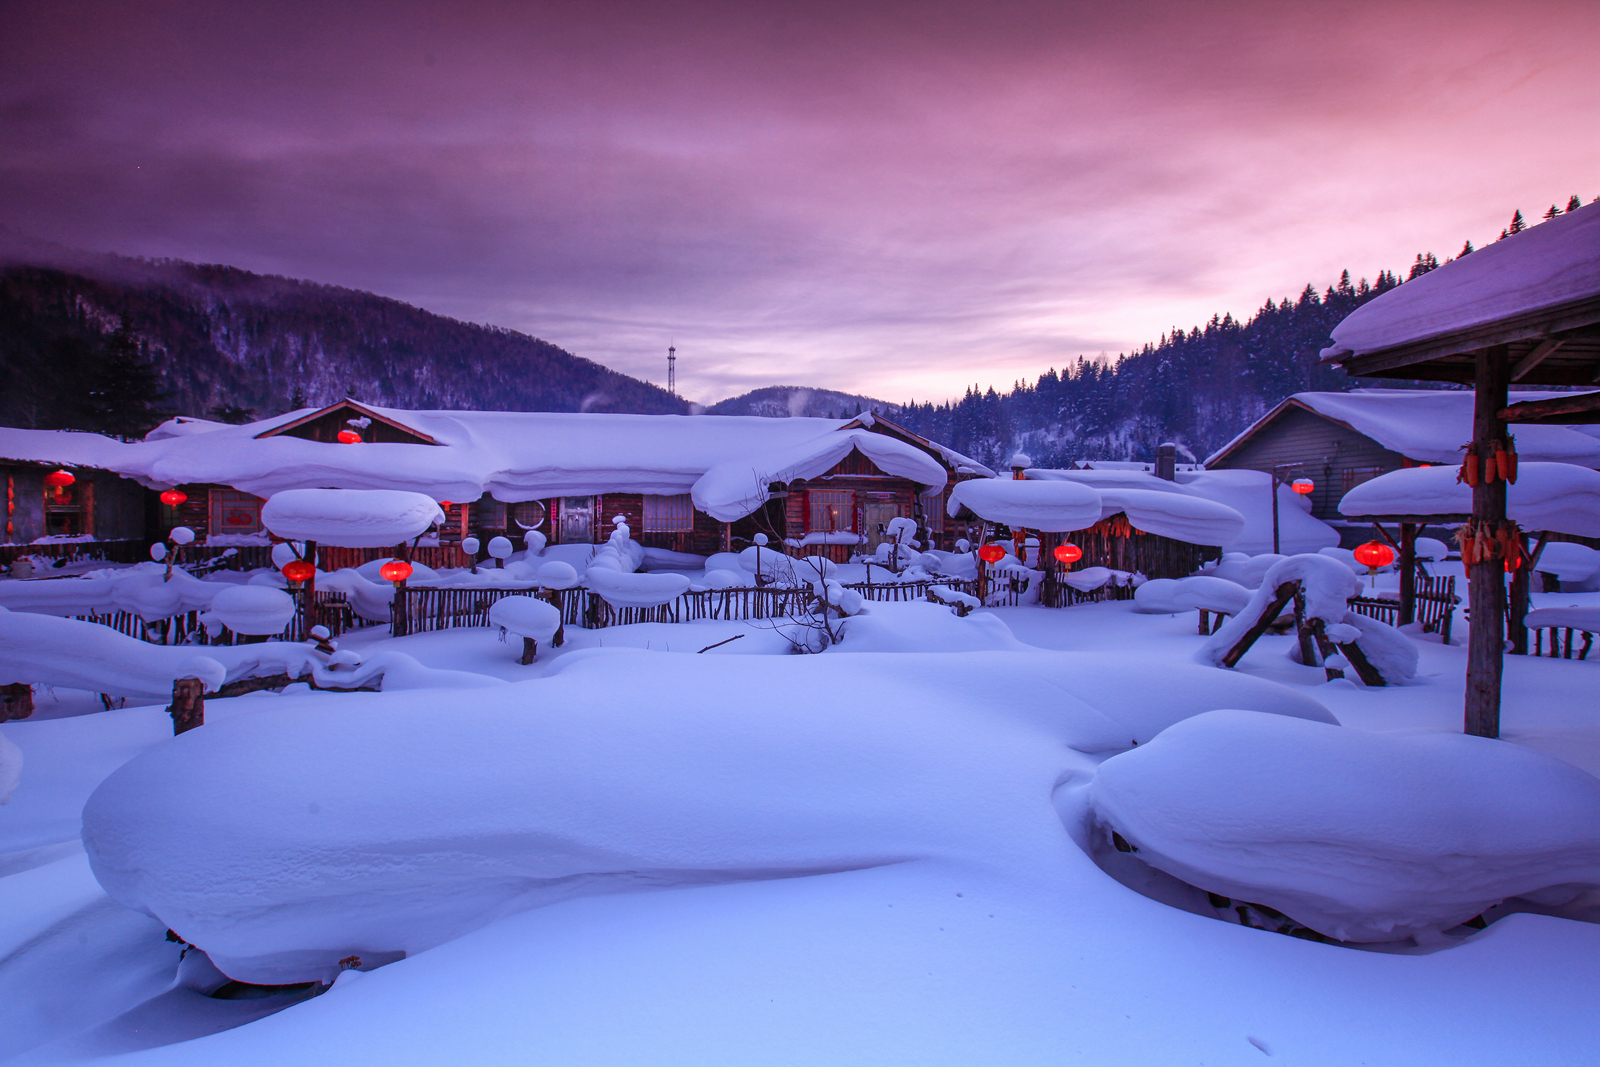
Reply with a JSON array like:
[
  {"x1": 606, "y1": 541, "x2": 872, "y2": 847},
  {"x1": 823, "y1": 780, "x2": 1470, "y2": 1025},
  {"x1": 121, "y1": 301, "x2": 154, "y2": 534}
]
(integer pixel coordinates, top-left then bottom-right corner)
[
  {"x1": 81, "y1": 650, "x2": 1333, "y2": 985},
  {"x1": 0, "y1": 609, "x2": 227, "y2": 699},
  {"x1": 1091, "y1": 710, "x2": 1600, "y2": 943}
]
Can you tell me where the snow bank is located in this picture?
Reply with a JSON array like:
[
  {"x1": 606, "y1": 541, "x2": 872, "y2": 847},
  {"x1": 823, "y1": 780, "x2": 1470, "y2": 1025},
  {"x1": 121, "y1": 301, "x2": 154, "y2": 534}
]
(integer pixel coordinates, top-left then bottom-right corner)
[
  {"x1": 824, "y1": 602, "x2": 1034, "y2": 653},
  {"x1": 1093, "y1": 488, "x2": 1244, "y2": 546},
  {"x1": 1340, "y1": 462, "x2": 1600, "y2": 536},
  {"x1": 1415, "y1": 536, "x2": 1451, "y2": 561},
  {"x1": 1325, "y1": 203, "x2": 1600, "y2": 361},
  {"x1": 585, "y1": 568, "x2": 691, "y2": 608},
  {"x1": 261, "y1": 489, "x2": 446, "y2": 547},
  {"x1": 1203, "y1": 552, "x2": 1287, "y2": 589},
  {"x1": 0, "y1": 732, "x2": 20, "y2": 804},
  {"x1": 1062, "y1": 566, "x2": 1113, "y2": 592},
  {"x1": 487, "y1": 596, "x2": 561, "y2": 643},
  {"x1": 0, "y1": 610, "x2": 226, "y2": 699},
  {"x1": 202, "y1": 586, "x2": 296, "y2": 636},
  {"x1": 80, "y1": 651, "x2": 1331, "y2": 984},
  {"x1": 0, "y1": 563, "x2": 221, "y2": 620},
  {"x1": 1525, "y1": 606, "x2": 1600, "y2": 631},
  {"x1": 1091, "y1": 709, "x2": 1600, "y2": 942},
  {"x1": 946, "y1": 478, "x2": 1100, "y2": 532},
  {"x1": 1535, "y1": 542, "x2": 1600, "y2": 582}
]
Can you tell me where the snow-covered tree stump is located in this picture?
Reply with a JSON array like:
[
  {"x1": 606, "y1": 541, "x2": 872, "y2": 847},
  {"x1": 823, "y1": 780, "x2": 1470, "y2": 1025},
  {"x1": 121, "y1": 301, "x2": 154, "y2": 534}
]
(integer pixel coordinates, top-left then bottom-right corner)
[{"x1": 1, "y1": 682, "x2": 33, "y2": 722}]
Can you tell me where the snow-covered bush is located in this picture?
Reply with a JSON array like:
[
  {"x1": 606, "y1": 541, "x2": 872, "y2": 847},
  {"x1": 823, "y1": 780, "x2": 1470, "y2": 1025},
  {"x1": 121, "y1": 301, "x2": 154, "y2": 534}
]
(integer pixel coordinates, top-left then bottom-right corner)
[
  {"x1": 203, "y1": 585, "x2": 297, "y2": 637},
  {"x1": 1091, "y1": 709, "x2": 1600, "y2": 943}
]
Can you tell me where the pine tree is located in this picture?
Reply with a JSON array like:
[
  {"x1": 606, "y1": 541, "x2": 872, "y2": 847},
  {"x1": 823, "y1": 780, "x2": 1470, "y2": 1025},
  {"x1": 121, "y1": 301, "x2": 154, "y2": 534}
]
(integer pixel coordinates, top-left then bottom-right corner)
[
  {"x1": 1508, "y1": 209, "x2": 1526, "y2": 234},
  {"x1": 1569, "y1": 195, "x2": 1584, "y2": 212},
  {"x1": 1542, "y1": 204, "x2": 1562, "y2": 221},
  {"x1": 1407, "y1": 252, "x2": 1439, "y2": 279},
  {"x1": 1459, "y1": 239, "x2": 1474, "y2": 257},
  {"x1": 288, "y1": 386, "x2": 309, "y2": 411},
  {"x1": 78, "y1": 323, "x2": 168, "y2": 439}
]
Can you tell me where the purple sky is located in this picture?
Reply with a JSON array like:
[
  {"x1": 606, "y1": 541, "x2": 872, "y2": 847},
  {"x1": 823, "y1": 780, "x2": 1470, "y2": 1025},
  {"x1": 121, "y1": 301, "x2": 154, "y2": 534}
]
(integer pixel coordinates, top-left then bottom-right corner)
[{"x1": 4, "y1": 1, "x2": 1597, "y2": 406}]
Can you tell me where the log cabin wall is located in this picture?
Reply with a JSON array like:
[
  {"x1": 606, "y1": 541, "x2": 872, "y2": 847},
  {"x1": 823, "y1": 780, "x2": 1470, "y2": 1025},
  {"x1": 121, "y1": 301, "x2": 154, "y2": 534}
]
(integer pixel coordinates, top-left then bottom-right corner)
[{"x1": 1062, "y1": 514, "x2": 1221, "y2": 579}]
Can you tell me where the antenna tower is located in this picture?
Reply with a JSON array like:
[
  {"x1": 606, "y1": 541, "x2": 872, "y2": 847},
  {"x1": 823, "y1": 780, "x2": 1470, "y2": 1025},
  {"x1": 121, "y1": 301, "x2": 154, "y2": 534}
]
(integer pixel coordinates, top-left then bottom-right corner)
[{"x1": 667, "y1": 343, "x2": 677, "y2": 396}]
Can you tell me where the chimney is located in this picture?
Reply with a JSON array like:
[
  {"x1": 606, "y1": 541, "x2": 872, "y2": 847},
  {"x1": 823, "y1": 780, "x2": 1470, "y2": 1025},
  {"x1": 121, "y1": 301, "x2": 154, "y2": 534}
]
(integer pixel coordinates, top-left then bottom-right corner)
[{"x1": 1156, "y1": 442, "x2": 1177, "y2": 481}]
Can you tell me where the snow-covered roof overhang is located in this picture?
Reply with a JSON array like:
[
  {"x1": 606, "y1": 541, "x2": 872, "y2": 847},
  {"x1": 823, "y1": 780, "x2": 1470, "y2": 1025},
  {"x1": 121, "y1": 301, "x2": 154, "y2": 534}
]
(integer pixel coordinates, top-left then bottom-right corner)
[
  {"x1": 1092, "y1": 487, "x2": 1245, "y2": 547},
  {"x1": 1339, "y1": 462, "x2": 1600, "y2": 536},
  {"x1": 261, "y1": 489, "x2": 447, "y2": 547},
  {"x1": 1203, "y1": 390, "x2": 1600, "y2": 468},
  {"x1": 1321, "y1": 203, "x2": 1600, "y2": 381},
  {"x1": 946, "y1": 479, "x2": 1101, "y2": 532}
]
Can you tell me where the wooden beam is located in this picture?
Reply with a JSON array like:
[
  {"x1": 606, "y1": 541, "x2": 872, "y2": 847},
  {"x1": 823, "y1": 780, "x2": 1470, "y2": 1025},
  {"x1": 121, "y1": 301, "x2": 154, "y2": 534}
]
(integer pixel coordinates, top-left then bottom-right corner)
[
  {"x1": 1220, "y1": 581, "x2": 1298, "y2": 668},
  {"x1": 1510, "y1": 338, "x2": 1565, "y2": 381},
  {"x1": 1330, "y1": 293, "x2": 1600, "y2": 379},
  {"x1": 1500, "y1": 389, "x2": 1600, "y2": 424}
]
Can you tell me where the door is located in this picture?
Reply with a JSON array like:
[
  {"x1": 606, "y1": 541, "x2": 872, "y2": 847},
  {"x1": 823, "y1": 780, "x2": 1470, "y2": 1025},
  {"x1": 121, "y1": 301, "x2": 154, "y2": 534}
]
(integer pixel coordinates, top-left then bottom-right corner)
[
  {"x1": 861, "y1": 498, "x2": 901, "y2": 551},
  {"x1": 558, "y1": 496, "x2": 595, "y2": 543}
]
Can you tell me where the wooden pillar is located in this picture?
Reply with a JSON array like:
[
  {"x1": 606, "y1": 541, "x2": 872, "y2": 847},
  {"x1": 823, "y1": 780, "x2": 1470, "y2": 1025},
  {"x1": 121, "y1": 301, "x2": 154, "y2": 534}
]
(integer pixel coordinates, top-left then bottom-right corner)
[
  {"x1": 1508, "y1": 530, "x2": 1532, "y2": 656},
  {"x1": 168, "y1": 677, "x2": 204, "y2": 734},
  {"x1": 392, "y1": 577, "x2": 409, "y2": 637},
  {"x1": 1465, "y1": 347, "x2": 1509, "y2": 738},
  {"x1": 1, "y1": 682, "x2": 34, "y2": 721},
  {"x1": 303, "y1": 539, "x2": 319, "y2": 632},
  {"x1": 1398, "y1": 523, "x2": 1417, "y2": 625},
  {"x1": 1041, "y1": 531, "x2": 1059, "y2": 608},
  {"x1": 520, "y1": 636, "x2": 538, "y2": 665}
]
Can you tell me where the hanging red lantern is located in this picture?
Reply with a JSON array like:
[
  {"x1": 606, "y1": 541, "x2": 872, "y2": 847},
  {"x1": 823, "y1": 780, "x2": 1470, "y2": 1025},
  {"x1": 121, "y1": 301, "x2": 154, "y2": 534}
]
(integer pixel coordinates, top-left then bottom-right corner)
[
  {"x1": 337, "y1": 429, "x2": 362, "y2": 444},
  {"x1": 1352, "y1": 541, "x2": 1396, "y2": 569},
  {"x1": 1291, "y1": 478, "x2": 1314, "y2": 495},
  {"x1": 977, "y1": 543, "x2": 1006, "y2": 563},
  {"x1": 439, "y1": 501, "x2": 452, "y2": 510},
  {"x1": 281, "y1": 559, "x2": 316, "y2": 583},
  {"x1": 379, "y1": 559, "x2": 413, "y2": 583},
  {"x1": 1053, "y1": 543, "x2": 1083, "y2": 565},
  {"x1": 159, "y1": 489, "x2": 187, "y2": 507},
  {"x1": 44, "y1": 469, "x2": 75, "y2": 488}
]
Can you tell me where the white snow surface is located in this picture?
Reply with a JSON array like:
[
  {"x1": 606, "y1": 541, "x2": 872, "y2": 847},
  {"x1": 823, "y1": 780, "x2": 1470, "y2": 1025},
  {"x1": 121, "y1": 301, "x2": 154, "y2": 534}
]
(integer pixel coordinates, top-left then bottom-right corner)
[
  {"x1": 487, "y1": 596, "x2": 561, "y2": 643},
  {"x1": 585, "y1": 568, "x2": 692, "y2": 608},
  {"x1": 0, "y1": 563, "x2": 222, "y2": 620},
  {"x1": 1091, "y1": 709, "x2": 1600, "y2": 942},
  {"x1": 1206, "y1": 390, "x2": 1600, "y2": 467},
  {"x1": 0, "y1": 610, "x2": 227, "y2": 699},
  {"x1": 1340, "y1": 462, "x2": 1600, "y2": 536},
  {"x1": 261, "y1": 489, "x2": 446, "y2": 548},
  {"x1": 0, "y1": 731, "x2": 20, "y2": 804},
  {"x1": 1534, "y1": 542, "x2": 1600, "y2": 582},
  {"x1": 1524, "y1": 606, "x2": 1600, "y2": 631},
  {"x1": 946, "y1": 478, "x2": 1101, "y2": 531},
  {"x1": 1089, "y1": 487, "x2": 1245, "y2": 546},
  {"x1": 1029, "y1": 468, "x2": 1338, "y2": 554},
  {"x1": 80, "y1": 650, "x2": 1333, "y2": 985},
  {"x1": 1323, "y1": 202, "x2": 1600, "y2": 359},
  {"x1": 201, "y1": 586, "x2": 296, "y2": 637}
]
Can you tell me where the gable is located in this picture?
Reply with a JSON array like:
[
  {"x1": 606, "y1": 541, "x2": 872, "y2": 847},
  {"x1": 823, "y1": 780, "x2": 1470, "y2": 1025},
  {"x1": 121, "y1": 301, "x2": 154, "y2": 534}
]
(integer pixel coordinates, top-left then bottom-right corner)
[{"x1": 256, "y1": 401, "x2": 440, "y2": 446}]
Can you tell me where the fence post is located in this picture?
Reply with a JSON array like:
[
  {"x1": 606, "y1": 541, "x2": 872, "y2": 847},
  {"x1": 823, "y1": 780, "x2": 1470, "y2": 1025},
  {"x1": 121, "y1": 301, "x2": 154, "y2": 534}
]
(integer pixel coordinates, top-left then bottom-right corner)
[{"x1": 168, "y1": 677, "x2": 204, "y2": 734}]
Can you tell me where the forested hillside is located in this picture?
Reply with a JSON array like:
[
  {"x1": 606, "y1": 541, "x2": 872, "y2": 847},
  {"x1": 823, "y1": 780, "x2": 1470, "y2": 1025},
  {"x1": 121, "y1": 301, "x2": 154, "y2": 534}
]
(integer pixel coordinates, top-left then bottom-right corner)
[{"x1": 0, "y1": 229, "x2": 685, "y2": 435}]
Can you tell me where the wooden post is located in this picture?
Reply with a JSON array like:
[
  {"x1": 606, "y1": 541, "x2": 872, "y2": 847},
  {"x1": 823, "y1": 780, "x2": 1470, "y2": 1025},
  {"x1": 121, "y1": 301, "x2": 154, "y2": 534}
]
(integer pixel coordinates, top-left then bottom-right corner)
[
  {"x1": 1220, "y1": 581, "x2": 1299, "y2": 668},
  {"x1": 1398, "y1": 523, "x2": 1417, "y2": 625},
  {"x1": 520, "y1": 636, "x2": 538, "y2": 664},
  {"x1": 1, "y1": 682, "x2": 34, "y2": 721},
  {"x1": 168, "y1": 677, "x2": 204, "y2": 734},
  {"x1": 392, "y1": 577, "x2": 409, "y2": 637},
  {"x1": 1465, "y1": 346, "x2": 1509, "y2": 738},
  {"x1": 1041, "y1": 531, "x2": 1058, "y2": 608},
  {"x1": 303, "y1": 540, "x2": 319, "y2": 633},
  {"x1": 1292, "y1": 591, "x2": 1317, "y2": 666},
  {"x1": 1508, "y1": 530, "x2": 1532, "y2": 656}
]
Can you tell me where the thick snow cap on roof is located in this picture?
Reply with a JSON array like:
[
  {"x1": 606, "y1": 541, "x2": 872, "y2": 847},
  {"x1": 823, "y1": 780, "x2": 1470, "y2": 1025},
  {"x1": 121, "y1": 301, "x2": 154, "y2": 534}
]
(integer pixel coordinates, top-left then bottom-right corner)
[
  {"x1": 1088, "y1": 487, "x2": 1244, "y2": 546},
  {"x1": 1323, "y1": 202, "x2": 1600, "y2": 360},
  {"x1": 1027, "y1": 467, "x2": 1329, "y2": 552},
  {"x1": 1339, "y1": 462, "x2": 1600, "y2": 536},
  {"x1": 694, "y1": 428, "x2": 949, "y2": 523},
  {"x1": 1205, "y1": 391, "x2": 1600, "y2": 467},
  {"x1": 262, "y1": 489, "x2": 446, "y2": 547},
  {"x1": 946, "y1": 478, "x2": 1101, "y2": 532}
]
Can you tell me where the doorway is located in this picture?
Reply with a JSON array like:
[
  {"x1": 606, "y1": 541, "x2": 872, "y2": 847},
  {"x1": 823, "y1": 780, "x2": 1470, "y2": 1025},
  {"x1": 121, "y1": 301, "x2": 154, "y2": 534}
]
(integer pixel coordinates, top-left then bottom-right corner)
[{"x1": 558, "y1": 496, "x2": 595, "y2": 543}]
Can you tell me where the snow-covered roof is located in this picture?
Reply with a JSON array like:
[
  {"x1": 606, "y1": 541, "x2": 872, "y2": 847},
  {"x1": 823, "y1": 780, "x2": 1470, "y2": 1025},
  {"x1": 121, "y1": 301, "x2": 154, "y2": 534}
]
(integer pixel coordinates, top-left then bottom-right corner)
[
  {"x1": 0, "y1": 406, "x2": 989, "y2": 522},
  {"x1": 1339, "y1": 462, "x2": 1600, "y2": 536},
  {"x1": 1205, "y1": 390, "x2": 1600, "y2": 468},
  {"x1": 1025, "y1": 468, "x2": 1335, "y2": 553},
  {"x1": 946, "y1": 479, "x2": 1101, "y2": 532},
  {"x1": 1322, "y1": 202, "x2": 1600, "y2": 362}
]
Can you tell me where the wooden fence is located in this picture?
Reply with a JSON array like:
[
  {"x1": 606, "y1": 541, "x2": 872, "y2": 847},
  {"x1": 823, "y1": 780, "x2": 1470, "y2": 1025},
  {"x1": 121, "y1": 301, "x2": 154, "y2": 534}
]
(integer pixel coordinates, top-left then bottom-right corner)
[
  {"x1": 1348, "y1": 575, "x2": 1459, "y2": 643},
  {"x1": 69, "y1": 590, "x2": 354, "y2": 646},
  {"x1": 395, "y1": 578, "x2": 986, "y2": 635}
]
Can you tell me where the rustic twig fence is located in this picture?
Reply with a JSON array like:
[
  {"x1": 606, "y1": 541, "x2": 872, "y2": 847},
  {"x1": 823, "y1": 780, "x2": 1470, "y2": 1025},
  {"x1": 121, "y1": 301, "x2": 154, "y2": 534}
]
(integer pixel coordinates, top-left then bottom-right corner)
[{"x1": 1348, "y1": 575, "x2": 1459, "y2": 643}]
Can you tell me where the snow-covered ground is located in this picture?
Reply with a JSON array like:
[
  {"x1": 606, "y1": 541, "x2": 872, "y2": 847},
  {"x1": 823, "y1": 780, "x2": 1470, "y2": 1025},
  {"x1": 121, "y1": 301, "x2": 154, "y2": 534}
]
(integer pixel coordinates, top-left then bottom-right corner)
[{"x1": 3, "y1": 567, "x2": 1599, "y2": 1065}]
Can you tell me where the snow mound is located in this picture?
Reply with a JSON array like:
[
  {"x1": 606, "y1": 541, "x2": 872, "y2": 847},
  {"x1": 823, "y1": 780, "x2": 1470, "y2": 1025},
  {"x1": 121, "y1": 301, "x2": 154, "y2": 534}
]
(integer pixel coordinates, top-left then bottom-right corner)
[
  {"x1": 947, "y1": 479, "x2": 1101, "y2": 532},
  {"x1": 488, "y1": 596, "x2": 561, "y2": 642},
  {"x1": 1415, "y1": 536, "x2": 1451, "y2": 561},
  {"x1": 824, "y1": 601, "x2": 1033, "y2": 653},
  {"x1": 1340, "y1": 463, "x2": 1600, "y2": 537},
  {"x1": 262, "y1": 489, "x2": 445, "y2": 547},
  {"x1": 1094, "y1": 488, "x2": 1245, "y2": 546},
  {"x1": 202, "y1": 585, "x2": 296, "y2": 636},
  {"x1": 1090, "y1": 709, "x2": 1600, "y2": 942},
  {"x1": 1203, "y1": 552, "x2": 1287, "y2": 589},
  {"x1": 1525, "y1": 606, "x2": 1600, "y2": 631},
  {"x1": 0, "y1": 610, "x2": 226, "y2": 699},
  {"x1": 585, "y1": 568, "x2": 691, "y2": 608},
  {"x1": 0, "y1": 732, "x2": 20, "y2": 804},
  {"x1": 1536, "y1": 542, "x2": 1600, "y2": 582},
  {"x1": 80, "y1": 651, "x2": 1331, "y2": 984}
]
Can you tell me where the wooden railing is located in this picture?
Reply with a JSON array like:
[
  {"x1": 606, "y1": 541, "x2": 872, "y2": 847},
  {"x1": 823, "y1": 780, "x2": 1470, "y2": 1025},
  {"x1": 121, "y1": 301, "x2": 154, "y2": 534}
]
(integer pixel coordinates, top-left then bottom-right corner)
[
  {"x1": 70, "y1": 590, "x2": 354, "y2": 646},
  {"x1": 1349, "y1": 575, "x2": 1458, "y2": 643}
]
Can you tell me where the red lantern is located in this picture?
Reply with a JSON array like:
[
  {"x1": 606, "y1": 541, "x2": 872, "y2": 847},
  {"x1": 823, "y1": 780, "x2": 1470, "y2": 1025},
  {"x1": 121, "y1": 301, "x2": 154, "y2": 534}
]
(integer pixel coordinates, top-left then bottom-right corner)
[
  {"x1": 160, "y1": 489, "x2": 187, "y2": 507},
  {"x1": 337, "y1": 429, "x2": 362, "y2": 444},
  {"x1": 379, "y1": 559, "x2": 413, "y2": 583},
  {"x1": 1352, "y1": 541, "x2": 1395, "y2": 569},
  {"x1": 439, "y1": 501, "x2": 452, "y2": 510},
  {"x1": 977, "y1": 543, "x2": 1006, "y2": 563},
  {"x1": 1291, "y1": 478, "x2": 1314, "y2": 495},
  {"x1": 281, "y1": 559, "x2": 316, "y2": 583},
  {"x1": 1053, "y1": 543, "x2": 1083, "y2": 565},
  {"x1": 44, "y1": 469, "x2": 75, "y2": 488}
]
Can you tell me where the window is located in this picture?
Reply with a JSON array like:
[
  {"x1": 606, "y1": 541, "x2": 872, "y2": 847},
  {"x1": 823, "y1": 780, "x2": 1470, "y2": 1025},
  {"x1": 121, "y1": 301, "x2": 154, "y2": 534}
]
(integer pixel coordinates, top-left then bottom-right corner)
[
  {"x1": 808, "y1": 489, "x2": 855, "y2": 533},
  {"x1": 1341, "y1": 466, "x2": 1385, "y2": 493},
  {"x1": 919, "y1": 490, "x2": 945, "y2": 532},
  {"x1": 643, "y1": 494, "x2": 695, "y2": 533},
  {"x1": 208, "y1": 490, "x2": 263, "y2": 536},
  {"x1": 44, "y1": 479, "x2": 92, "y2": 537}
]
